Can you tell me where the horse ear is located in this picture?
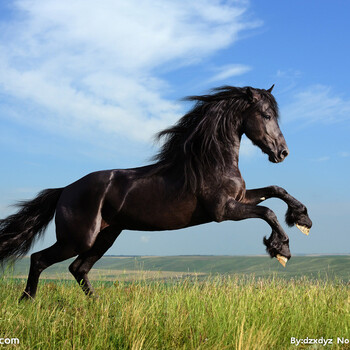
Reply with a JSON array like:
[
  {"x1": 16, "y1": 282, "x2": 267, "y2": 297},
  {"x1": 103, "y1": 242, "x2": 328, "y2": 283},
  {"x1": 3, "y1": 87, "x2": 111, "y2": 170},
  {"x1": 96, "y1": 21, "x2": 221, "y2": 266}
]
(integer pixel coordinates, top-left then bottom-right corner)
[
  {"x1": 246, "y1": 87, "x2": 253, "y2": 100},
  {"x1": 246, "y1": 87, "x2": 259, "y2": 103},
  {"x1": 267, "y1": 84, "x2": 275, "y2": 93}
]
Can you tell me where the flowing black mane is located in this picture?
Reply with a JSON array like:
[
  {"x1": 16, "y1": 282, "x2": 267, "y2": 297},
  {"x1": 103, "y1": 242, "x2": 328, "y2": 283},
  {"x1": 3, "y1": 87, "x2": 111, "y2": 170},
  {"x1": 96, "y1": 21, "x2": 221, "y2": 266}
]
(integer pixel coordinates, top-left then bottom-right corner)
[{"x1": 152, "y1": 86, "x2": 278, "y2": 192}]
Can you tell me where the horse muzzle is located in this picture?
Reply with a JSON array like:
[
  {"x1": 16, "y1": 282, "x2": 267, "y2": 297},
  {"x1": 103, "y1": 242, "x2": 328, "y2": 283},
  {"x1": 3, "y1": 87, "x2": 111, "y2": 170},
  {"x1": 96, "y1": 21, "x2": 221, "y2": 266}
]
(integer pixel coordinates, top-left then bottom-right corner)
[{"x1": 269, "y1": 147, "x2": 289, "y2": 163}]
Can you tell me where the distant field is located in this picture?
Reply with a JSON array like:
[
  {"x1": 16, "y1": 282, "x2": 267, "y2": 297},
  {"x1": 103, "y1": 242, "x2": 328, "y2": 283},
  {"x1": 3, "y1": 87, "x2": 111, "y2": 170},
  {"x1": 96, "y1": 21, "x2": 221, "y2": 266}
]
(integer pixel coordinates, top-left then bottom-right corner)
[{"x1": 4, "y1": 255, "x2": 350, "y2": 282}]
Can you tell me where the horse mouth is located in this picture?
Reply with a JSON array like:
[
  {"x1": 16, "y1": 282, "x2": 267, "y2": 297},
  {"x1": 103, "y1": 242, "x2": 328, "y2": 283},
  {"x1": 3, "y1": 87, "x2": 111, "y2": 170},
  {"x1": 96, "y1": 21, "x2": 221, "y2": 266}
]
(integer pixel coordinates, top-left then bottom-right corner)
[{"x1": 268, "y1": 153, "x2": 280, "y2": 163}]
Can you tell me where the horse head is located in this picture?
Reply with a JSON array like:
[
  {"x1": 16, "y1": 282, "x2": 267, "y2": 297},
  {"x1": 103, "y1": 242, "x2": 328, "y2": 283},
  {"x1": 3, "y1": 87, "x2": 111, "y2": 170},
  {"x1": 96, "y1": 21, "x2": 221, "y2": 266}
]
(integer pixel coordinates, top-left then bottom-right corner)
[{"x1": 243, "y1": 85, "x2": 289, "y2": 163}]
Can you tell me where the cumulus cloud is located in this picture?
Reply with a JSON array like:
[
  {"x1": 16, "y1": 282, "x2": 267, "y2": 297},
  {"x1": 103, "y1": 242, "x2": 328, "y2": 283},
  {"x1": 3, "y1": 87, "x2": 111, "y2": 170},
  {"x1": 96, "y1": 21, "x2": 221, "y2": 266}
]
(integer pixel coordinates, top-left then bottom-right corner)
[{"x1": 0, "y1": 0, "x2": 258, "y2": 144}]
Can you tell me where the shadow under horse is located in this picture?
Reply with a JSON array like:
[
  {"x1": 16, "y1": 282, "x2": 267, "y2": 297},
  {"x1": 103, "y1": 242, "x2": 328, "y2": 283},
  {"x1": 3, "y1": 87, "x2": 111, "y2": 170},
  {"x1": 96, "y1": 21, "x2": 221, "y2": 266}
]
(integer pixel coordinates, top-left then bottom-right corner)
[{"x1": 0, "y1": 85, "x2": 312, "y2": 300}]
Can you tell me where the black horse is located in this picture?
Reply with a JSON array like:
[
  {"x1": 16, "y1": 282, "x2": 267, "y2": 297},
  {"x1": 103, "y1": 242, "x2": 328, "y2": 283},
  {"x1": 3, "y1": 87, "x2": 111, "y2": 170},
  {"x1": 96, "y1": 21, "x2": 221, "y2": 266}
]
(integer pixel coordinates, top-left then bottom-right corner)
[{"x1": 0, "y1": 85, "x2": 312, "y2": 300}]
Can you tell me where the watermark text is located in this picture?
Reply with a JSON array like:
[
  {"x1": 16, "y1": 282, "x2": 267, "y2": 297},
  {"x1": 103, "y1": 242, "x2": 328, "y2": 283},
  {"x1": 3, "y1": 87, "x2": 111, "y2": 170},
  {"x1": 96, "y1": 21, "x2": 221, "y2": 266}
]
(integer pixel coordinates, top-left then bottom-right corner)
[
  {"x1": 0, "y1": 337, "x2": 20, "y2": 345},
  {"x1": 291, "y1": 337, "x2": 349, "y2": 346}
]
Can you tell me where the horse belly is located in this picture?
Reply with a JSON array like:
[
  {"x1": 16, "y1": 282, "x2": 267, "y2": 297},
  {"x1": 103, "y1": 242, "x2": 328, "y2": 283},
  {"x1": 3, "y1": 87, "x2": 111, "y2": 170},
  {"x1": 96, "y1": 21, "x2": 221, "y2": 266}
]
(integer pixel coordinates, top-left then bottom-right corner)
[{"x1": 116, "y1": 192, "x2": 204, "y2": 231}]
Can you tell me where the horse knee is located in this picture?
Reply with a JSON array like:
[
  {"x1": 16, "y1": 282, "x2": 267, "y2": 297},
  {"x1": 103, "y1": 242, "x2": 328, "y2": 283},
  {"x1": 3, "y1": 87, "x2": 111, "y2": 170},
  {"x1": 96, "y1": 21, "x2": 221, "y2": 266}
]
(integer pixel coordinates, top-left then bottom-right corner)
[
  {"x1": 269, "y1": 185, "x2": 287, "y2": 196},
  {"x1": 262, "y1": 207, "x2": 278, "y2": 224}
]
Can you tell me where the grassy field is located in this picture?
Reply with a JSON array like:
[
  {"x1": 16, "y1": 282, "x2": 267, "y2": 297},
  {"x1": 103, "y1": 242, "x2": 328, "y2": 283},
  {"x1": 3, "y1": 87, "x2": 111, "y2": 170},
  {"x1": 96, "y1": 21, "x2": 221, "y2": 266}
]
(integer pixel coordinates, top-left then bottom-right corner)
[{"x1": 1, "y1": 256, "x2": 349, "y2": 349}]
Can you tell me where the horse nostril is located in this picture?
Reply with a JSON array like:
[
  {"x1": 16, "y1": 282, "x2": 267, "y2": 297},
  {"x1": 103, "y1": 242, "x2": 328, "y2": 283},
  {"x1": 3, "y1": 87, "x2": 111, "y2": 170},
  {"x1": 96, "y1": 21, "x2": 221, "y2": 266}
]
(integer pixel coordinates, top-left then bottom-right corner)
[{"x1": 280, "y1": 149, "x2": 289, "y2": 159}]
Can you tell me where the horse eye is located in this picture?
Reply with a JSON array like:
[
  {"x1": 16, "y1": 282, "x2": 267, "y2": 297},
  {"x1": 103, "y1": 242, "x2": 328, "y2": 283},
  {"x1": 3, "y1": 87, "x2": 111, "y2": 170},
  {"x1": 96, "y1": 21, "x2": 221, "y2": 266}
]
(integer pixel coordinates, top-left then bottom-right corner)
[{"x1": 262, "y1": 114, "x2": 271, "y2": 120}]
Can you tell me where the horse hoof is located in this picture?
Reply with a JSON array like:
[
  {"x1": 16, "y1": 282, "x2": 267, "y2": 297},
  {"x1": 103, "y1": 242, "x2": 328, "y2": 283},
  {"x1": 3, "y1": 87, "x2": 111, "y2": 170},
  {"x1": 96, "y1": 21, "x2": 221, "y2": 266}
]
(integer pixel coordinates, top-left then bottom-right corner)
[
  {"x1": 18, "y1": 292, "x2": 34, "y2": 303},
  {"x1": 276, "y1": 254, "x2": 287, "y2": 267},
  {"x1": 296, "y1": 224, "x2": 310, "y2": 235}
]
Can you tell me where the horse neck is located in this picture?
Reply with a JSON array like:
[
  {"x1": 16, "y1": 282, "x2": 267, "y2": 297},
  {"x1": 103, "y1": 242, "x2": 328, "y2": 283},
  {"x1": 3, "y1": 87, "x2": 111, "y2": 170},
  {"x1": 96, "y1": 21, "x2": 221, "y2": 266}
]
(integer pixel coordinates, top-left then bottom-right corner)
[{"x1": 224, "y1": 133, "x2": 242, "y2": 173}]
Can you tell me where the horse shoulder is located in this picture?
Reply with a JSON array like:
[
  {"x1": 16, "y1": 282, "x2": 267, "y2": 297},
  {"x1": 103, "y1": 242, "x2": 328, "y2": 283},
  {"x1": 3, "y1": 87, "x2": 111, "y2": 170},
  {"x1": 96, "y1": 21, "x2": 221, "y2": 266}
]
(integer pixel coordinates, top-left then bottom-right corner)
[{"x1": 198, "y1": 175, "x2": 246, "y2": 222}]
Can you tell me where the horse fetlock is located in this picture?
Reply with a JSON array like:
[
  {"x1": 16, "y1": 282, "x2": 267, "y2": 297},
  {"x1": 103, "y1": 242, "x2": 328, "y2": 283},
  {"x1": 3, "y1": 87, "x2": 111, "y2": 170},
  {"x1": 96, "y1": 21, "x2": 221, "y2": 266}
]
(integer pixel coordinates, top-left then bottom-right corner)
[
  {"x1": 263, "y1": 232, "x2": 291, "y2": 261},
  {"x1": 285, "y1": 205, "x2": 312, "y2": 231},
  {"x1": 19, "y1": 290, "x2": 35, "y2": 302}
]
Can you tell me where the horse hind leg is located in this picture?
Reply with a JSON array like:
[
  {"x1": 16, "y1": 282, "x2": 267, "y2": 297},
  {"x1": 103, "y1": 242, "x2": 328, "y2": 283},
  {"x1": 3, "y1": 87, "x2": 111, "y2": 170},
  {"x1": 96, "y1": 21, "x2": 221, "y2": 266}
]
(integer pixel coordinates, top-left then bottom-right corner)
[
  {"x1": 19, "y1": 242, "x2": 77, "y2": 301},
  {"x1": 69, "y1": 226, "x2": 122, "y2": 296}
]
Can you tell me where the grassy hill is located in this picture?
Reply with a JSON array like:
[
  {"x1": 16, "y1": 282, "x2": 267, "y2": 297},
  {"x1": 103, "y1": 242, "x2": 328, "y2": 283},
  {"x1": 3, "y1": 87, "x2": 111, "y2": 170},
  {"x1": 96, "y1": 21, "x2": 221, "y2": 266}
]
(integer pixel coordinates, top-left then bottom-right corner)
[{"x1": 4, "y1": 255, "x2": 350, "y2": 281}]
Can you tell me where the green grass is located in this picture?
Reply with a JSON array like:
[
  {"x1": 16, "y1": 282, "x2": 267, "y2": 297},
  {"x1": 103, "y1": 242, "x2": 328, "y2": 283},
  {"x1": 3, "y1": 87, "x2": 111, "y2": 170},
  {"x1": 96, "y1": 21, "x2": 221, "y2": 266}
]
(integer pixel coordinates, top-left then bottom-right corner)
[
  {"x1": 0, "y1": 276, "x2": 349, "y2": 349},
  {"x1": 1, "y1": 256, "x2": 350, "y2": 349}
]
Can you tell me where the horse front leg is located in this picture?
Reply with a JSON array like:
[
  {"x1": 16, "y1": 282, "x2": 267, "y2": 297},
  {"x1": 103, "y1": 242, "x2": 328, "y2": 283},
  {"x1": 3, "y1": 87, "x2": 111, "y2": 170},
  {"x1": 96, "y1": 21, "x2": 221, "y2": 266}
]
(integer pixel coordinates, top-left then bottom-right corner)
[
  {"x1": 221, "y1": 200, "x2": 291, "y2": 266},
  {"x1": 243, "y1": 186, "x2": 312, "y2": 235}
]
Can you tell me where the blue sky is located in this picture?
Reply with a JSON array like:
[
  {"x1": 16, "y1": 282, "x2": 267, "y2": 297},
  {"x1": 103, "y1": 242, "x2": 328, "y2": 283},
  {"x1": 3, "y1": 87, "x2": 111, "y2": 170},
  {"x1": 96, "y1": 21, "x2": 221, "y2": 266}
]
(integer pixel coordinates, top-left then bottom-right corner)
[{"x1": 0, "y1": 0, "x2": 349, "y2": 256}]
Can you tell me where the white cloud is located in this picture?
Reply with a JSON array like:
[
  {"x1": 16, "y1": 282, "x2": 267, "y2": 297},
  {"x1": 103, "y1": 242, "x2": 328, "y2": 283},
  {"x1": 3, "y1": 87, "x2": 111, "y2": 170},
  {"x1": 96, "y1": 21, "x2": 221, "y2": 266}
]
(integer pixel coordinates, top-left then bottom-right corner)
[
  {"x1": 0, "y1": 0, "x2": 259, "y2": 143},
  {"x1": 273, "y1": 69, "x2": 302, "y2": 94},
  {"x1": 312, "y1": 156, "x2": 330, "y2": 162},
  {"x1": 282, "y1": 85, "x2": 350, "y2": 125},
  {"x1": 208, "y1": 64, "x2": 251, "y2": 83},
  {"x1": 339, "y1": 152, "x2": 350, "y2": 158}
]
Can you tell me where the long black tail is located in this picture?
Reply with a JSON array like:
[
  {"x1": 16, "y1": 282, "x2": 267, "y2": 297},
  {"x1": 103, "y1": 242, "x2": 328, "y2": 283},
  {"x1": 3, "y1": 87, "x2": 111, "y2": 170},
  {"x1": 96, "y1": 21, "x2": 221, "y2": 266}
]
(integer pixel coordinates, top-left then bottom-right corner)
[{"x1": 0, "y1": 188, "x2": 64, "y2": 264}]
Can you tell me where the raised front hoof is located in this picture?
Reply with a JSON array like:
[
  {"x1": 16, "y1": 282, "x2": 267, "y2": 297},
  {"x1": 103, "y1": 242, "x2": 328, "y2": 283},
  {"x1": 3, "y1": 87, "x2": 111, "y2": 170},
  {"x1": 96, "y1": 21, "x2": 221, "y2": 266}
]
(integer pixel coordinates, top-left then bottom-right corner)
[
  {"x1": 285, "y1": 206, "x2": 312, "y2": 235},
  {"x1": 263, "y1": 234, "x2": 291, "y2": 267},
  {"x1": 18, "y1": 291, "x2": 34, "y2": 303},
  {"x1": 295, "y1": 224, "x2": 310, "y2": 236},
  {"x1": 276, "y1": 254, "x2": 288, "y2": 267}
]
